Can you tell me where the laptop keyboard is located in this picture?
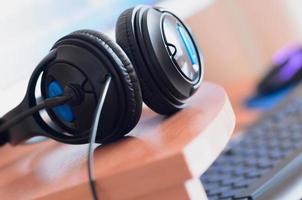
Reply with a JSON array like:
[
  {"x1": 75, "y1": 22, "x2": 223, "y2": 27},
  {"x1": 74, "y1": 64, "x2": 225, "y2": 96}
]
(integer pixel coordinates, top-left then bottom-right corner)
[{"x1": 201, "y1": 86, "x2": 302, "y2": 200}]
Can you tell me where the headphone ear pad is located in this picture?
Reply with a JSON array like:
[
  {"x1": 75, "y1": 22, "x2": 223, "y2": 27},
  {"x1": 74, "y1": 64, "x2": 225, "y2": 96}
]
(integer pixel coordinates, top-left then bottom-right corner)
[{"x1": 116, "y1": 8, "x2": 181, "y2": 115}]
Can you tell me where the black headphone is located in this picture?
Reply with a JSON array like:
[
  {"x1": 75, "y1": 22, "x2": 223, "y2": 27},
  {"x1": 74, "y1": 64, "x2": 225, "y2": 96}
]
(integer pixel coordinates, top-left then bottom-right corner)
[{"x1": 0, "y1": 6, "x2": 204, "y2": 146}]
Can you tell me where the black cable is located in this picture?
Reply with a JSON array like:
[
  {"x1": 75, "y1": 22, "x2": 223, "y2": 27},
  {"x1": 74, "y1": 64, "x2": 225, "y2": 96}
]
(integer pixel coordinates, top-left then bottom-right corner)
[
  {"x1": 88, "y1": 76, "x2": 111, "y2": 200},
  {"x1": 0, "y1": 95, "x2": 72, "y2": 134}
]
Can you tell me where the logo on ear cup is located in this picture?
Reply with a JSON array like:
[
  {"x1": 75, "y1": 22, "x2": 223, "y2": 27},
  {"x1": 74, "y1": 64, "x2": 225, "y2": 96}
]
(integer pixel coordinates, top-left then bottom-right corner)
[
  {"x1": 162, "y1": 14, "x2": 202, "y2": 83},
  {"x1": 176, "y1": 24, "x2": 198, "y2": 65}
]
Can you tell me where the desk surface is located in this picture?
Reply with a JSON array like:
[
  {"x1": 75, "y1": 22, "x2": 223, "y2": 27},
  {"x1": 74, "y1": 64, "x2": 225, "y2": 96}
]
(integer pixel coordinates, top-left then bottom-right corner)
[{"x1": 0, "y1": 82, "x2": 235, "y2": 200}]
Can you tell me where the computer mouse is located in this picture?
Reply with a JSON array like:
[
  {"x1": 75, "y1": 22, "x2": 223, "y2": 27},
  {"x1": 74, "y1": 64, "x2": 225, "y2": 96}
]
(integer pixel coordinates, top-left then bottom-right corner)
[{"x1": 258, "y1": 44, "x2": 302, "y2": 95}]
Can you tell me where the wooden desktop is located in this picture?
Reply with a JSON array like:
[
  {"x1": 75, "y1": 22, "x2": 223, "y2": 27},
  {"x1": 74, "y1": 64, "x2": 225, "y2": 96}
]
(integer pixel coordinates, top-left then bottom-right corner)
[{"x1": 0, "y1": 82, "x2": 235, "y2": 200}]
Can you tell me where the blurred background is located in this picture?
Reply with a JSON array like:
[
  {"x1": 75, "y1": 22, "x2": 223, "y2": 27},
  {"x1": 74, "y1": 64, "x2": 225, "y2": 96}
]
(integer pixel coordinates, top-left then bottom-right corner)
[
  {"x1": 1, "y1": 0, "x2": 302, "y2": 131},
  {"x1": 184, "y1": 0, "x2": 302, "y2": 131}
]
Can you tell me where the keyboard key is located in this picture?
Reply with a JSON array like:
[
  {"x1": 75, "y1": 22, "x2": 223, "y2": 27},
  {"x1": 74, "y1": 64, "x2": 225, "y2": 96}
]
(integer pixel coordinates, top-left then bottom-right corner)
[
  {"x1": 232, "y1": 177, "x2": 256, "y2": 189},
  {"x1": 207, "y1": 186, "x2": 231, "y2": 196},
  {"x1": 243, "y1": 158, "x2": 258, "y2": 166},
  {"x1": 269, "y1": 150, "x2": 285, "y2": 160},
  {"x1": 233, "y1": 166, "x2": 248, "y2": 176},
  {"x1": 204, "y1": 182, "x2": 220, "y2": 191},
  {"x1": 257, "y1": 158, "x2": 273, "y2": 169},
  {"x1": 221, "y1": 176, "x2": 245, "y2": 187},
  {"x1": 219, "y1": 165, "x2": 235, "y2": 174},
  {"x1": 219, "y1": 190, "x2": 236, "y2": 199},
  {"x1": 244, "y1": 169, "x2": 261, "y2": 178}
]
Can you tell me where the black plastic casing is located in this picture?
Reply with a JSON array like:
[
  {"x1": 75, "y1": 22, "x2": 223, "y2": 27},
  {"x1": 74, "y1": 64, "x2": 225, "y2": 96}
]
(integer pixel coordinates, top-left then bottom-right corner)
[
  {"x1": 1, "y1": 41, "x2": 134, "y2": 145},
  {"x1": 117, "y1": 6, "x2": 204, "y2": 114}
]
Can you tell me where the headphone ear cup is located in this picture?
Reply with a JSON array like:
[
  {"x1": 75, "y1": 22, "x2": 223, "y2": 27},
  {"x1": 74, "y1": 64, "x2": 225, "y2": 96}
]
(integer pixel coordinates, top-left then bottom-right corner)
[
  {"x1": 116, "y1": 8, "x2": 182, "y2": 115},
  {"x1": 50, "y1": 29, "x2": 143, "y2": 143}
]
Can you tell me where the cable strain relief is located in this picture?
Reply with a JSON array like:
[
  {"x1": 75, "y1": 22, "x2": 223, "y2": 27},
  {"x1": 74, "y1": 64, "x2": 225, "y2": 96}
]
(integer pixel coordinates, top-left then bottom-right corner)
[{"x1": 64, "y1": 84, "x2": 85, "y2": 106}]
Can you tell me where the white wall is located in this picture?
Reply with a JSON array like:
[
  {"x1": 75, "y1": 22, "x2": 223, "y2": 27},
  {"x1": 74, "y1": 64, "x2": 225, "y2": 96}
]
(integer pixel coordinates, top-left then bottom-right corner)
[{"x1": 284, "y1": 0, "x2": 302, "y2": 40}]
